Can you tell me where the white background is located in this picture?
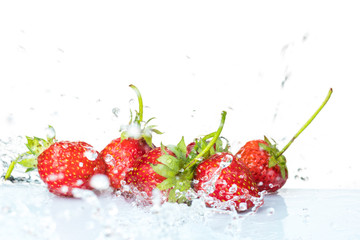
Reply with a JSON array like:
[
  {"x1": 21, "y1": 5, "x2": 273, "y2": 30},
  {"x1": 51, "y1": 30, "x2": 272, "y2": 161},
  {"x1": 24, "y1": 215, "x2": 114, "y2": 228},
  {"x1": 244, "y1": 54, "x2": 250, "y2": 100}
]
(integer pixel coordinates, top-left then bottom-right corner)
[{"x1": 1, "y1": 0, "x2": 359, "y2": 189}]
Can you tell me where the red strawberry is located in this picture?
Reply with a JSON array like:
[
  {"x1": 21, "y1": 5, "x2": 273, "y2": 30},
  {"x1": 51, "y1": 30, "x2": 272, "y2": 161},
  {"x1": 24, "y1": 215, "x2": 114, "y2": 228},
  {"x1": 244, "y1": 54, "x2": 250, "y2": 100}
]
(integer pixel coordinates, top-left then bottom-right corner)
[
  {"x1": 236, "y1": 88, "x2": 333, "y2": 193},
  {"x1": 236, "y1": 138, "x2": 288, "y2": 192},
  {"x1": 37, "y1": 141, "x2": 106, "y2": 197},
  {"x1": 5, "y1": 126, "x2": 106, "y2": 197},
  {"x1": 97, "y1": 85, "x2": 161, "y2": 190},
  {"x1": 125, "y1": 111, "x2": 229, "y2": 205},
  {"x1": 125, "y1": 146, "x2": 176, "y2": 203},
  {"x1": 193, "y1": 152, "x2": 263, "y2": 212}
]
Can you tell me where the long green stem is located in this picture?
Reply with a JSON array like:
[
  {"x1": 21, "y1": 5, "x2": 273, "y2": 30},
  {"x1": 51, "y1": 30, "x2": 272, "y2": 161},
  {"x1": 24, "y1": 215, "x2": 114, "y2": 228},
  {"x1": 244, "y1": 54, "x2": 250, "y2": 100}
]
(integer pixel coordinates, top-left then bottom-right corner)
[
  {"x1": 277, "y1": 88, "x2": 333, "y2": 157},
  {"x1": 129, "y1": 84, "x2": 143, "y2": 123},
  {"x1": 4, "y1": 161, "x2": 17, "y2": 180},
  {"x1": 184, "y1": 111, "x2": 227, "y2": 170}
]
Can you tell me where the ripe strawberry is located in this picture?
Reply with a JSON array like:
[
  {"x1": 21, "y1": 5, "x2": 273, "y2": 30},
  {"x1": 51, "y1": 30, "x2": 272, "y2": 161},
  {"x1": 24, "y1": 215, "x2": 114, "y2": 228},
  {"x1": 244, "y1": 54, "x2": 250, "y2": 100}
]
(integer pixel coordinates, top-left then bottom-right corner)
[
  {"x1": 37, "y1": 141, "x2": 106, "y2": 197},
  {"x1": 97, "y1": 85, "x2": 161, "y2": 190},
  {"x1": 236, "y1": 138, "x2": 288, "y2": 192},
  {"x1": 125, "y1": 146, "x2": 176, "y2": 203},
  {"x1": 5, "y1": 126, "x2": 106, "y2": 197},
  {"x1": 236, "y1": 88, "x2": 333, "y2": 193},
  {"x1": 126, "y1": 111, "x2": 229, "y2": 205},
  {"x1": 193, "y1": 152, "x2": 263, "y2": 212}
]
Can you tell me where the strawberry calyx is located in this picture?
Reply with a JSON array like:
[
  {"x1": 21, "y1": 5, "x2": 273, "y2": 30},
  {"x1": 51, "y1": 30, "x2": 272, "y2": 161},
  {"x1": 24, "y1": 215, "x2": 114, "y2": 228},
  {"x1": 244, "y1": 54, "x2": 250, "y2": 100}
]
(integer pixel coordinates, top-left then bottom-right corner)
[
  {"x1": 4, "y1": 125, "x2": 56, "y2": 180},
  {"x1": 151, "y1": 111, "x2": 227, "y2": 204},
  {"x1": 258, "y1": 136, "x2": 288, "y2": 179},
  {"x1": 120, "y1": 84, "x2": 162, "y2": 148}
]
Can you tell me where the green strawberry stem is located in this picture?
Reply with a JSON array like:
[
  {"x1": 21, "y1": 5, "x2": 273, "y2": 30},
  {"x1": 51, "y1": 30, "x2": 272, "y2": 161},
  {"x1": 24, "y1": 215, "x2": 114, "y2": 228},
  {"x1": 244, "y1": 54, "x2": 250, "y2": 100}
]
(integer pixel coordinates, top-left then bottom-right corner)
[
  {"x1": 4, "y1": 126, "x2": 56, "y2": 180},
  {"x1": 129, "y1": 84, "x2": 143, "y2": 123},
  {"x1": 276, "y1": 88, "x2": 333, "y2": 158},
  {"x1": 184, "y1": 111, "x2": 227, "y2": 170},
  {"x1": 4, "y1": 159, "x2": 17, "y2": 180}
]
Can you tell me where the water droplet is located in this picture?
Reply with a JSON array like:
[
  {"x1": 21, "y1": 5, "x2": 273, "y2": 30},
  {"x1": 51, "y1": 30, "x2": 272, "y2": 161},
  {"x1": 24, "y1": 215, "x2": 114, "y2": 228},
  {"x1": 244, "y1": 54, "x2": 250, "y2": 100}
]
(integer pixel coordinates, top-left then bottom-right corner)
[
  {"x1": 104, "y1": 154, "x2": 114, "y2": 164},
  {"x1": 61, "y1": 185, "x2": 69, "y2": 194},
  {"x1": 112, "y1": 107, "x2": 120, "y2": 118},
  {"x1": 266, "y1": 207, "x2": 275, "y2": 215},
  {"x1": 76, "y1": 179, "x2": 84, "y2": 186},
  {"x1": 126, "y1": 123, "x2": 141, "y2": 139},
  {"x1": 84, "y1": 149, "x2": 98, "y2": 161},
  {"x1": 228, "y1": 184, "x2": 237, "y2": 194},
  {"x1": 90, "y1": 174, "x2": 110, "y2": 190},
  {"x1": 45, "y1": 126, "x2": 56, "y2": 139},
  {"x1": 79, "y1": 162, "x2": 84, "y2": 167}
]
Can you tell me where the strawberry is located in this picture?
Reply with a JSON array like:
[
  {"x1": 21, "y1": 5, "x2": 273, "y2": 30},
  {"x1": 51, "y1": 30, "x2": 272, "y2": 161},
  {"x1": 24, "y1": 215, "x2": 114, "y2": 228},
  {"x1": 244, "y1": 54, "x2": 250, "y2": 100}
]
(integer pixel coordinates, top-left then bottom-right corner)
[
  {"x1": 97, "y1": 84, "x2": 161, "y2": 190},
  {"x1": 185, "y1": 111, "x2": 264, "y2": 212},
  {"x1": 37, "y1": 141, "x2": 106, "y2": 196},
  {"x1": 5, "y1": 126, "x2": 106, "y2": 197},
  {"x1": 125, "y1": 111, "x2": 229, "y2": 205},
  {"x1": 236, "y1": 138, "x2": 288, "y2": 192},
  {"x1": 193, "y1": 152, "x2": 263, "y2": 212},
  {"x1": 236, "y1": 88, "x2": 333, "y2": 193},
  {"x1": 125, "y1": 146, "x2": 176, "y2": 203}
]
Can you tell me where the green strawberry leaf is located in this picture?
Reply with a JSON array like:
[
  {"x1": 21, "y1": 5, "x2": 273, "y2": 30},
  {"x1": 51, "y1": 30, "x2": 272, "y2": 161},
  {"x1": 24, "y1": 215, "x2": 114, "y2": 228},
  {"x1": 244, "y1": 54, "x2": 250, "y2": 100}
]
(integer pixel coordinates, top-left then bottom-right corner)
[
  {"x1": 156, "y1": 177, "x2": 176, "y2": 191},
  {"x1": 25, "y1": 167, "x2": 36, "y2": 173},
  {"x1": 143, "y1": 132, "x2": 153, "y2": 148},
  {"x1": 151, "y1": 164, "x2": 177, "y2": 178},
  {"x1": 18, "y1": 154, "x2": 38, "y2": 169},
  {"x1": 157, "y1": 155, "x2": 181, "y2": 172}
]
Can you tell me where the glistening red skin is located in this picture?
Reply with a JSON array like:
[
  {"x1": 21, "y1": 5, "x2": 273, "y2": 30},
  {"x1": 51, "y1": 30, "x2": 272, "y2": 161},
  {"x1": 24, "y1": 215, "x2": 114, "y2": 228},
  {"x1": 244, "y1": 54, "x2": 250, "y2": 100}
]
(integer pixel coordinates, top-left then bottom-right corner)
[
  {"x1": 37, "y1": 141, "x2": 106, "y2": 197},
  {"x1": 125, "y1": 147, "x2": 175, "y2": 202},
  {"x1": 97, "y1": 137, "x2": 152, "y2": 190},
  {"x1": 193, "y1": 152, "x2": 262, "y2": 212},
  {"x1": 236, "y1": 140, "x2": 288, "y2": 193}
]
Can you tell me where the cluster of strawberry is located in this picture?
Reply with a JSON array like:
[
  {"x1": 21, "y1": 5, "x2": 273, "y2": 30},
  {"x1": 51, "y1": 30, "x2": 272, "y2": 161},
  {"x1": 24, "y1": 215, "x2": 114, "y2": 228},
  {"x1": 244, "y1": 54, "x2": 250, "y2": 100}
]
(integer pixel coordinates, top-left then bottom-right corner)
[{"x1": 5, "y1": 85, "x2": 332, "y2": 212}]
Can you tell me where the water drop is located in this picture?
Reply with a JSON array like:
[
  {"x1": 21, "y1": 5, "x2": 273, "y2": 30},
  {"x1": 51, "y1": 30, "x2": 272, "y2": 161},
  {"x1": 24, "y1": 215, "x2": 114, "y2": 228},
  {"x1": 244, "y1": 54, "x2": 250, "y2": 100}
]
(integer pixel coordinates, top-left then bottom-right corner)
[
  {"x1": 90, "y1": 174, "x2": 110, "y2": 190},
  {"x1": 79, "y1": 162, "x2": 84, "y2": 167},
  {"x1": 228, "y1": 184, "x2": 237, "y2": 194},
  {"x1": 104, "y1": 154, "x2": 114, "y2": 164},
  {"x1": 112, "y1": 107, "x2": 120, "y2": 117},
  {"x1": 45, "y1": 126, "x2": 56, "y2": 139},
  {"x1": 84, "y1": 149, "x2": 98, "y2": 161},
  {"x1": 60, "y1": 185, "x2": 69, "y2": 194},
  {"x1": 266, "y1": 207, "x2": 275, "y2": 215}
]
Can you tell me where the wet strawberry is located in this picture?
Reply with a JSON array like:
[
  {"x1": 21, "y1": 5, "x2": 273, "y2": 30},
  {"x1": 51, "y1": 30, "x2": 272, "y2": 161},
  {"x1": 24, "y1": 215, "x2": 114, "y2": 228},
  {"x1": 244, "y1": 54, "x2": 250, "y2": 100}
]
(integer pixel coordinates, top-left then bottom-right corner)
[
  {"x1": 193, "y1": 152, "x2": 263, "y2": 212},
  {"x1": 37, "y1": 141, "x2": 106, "y2": 197},
  {"x1": 236, "y1": 88, "x2": 333, "y2": 193},
  {"x1": 126, "y1": 111, "x2": 229, "y2": 205},
  {"x1": 125, "y1": 146, "x2": 176, "y2": 202},
  {"x1": 5, "y1": 126, "x2": 106, "y2": 197},
  {"x1": 97, "y1": 85, "x2": 161, "y2": 190},
  {"x1": 236, "y1": 138, "x2": 287, "y2": 192}
]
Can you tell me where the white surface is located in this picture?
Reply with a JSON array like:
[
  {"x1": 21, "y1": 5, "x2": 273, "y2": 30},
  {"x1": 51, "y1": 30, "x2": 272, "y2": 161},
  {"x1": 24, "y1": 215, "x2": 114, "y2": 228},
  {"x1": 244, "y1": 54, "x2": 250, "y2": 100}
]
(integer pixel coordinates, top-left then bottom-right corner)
[{"x1": 0, "y1": 184, "x2": 359, "y2": 240}]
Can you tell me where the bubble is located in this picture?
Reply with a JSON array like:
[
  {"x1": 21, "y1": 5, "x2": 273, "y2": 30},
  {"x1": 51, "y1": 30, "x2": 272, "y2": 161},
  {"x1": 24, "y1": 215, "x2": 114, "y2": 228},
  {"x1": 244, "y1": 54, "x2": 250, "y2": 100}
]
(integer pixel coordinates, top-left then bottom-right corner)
[
  {"x1": 112, "y1": 107, "x2": 120, "y2": 118},
  {"x1": 84, "y1": 149, "x2": 98, "y2": 161},
  {"x1": 90, "y1": 174, "x2": 110, "y2": 190},
  {"x1": 266, "y1": 207, "x2": 275, "y2": 215},
  {"x1": 228, "y1": 184, "x2": 238, "y2": 194},
  {"x1": 126, "y1": 123, "x2": 141, "y2": 139},
  {"x1": 104, "y1": 154, "x2": 114, "y2": 164},
  {"x1": 76, "y1": 179, "x2": 84, "y2": 186},
  {"x1": 60, "y1": 185, "x2": 69, "y2": 194},
  {"x1": 47, "y1": 173, "x2": 64, "y2": 182},
  {"x1": 45, "y1": 126, "x2": 56, "y2": 139}
]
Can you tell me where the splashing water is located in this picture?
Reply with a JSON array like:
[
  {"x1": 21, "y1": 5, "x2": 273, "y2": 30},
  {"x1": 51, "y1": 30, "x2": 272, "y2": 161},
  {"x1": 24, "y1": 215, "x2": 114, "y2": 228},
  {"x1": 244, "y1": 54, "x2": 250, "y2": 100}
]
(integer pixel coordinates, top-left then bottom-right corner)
[{"x1": 1, "y1": 137, "x2": 269, "y2": 240}]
